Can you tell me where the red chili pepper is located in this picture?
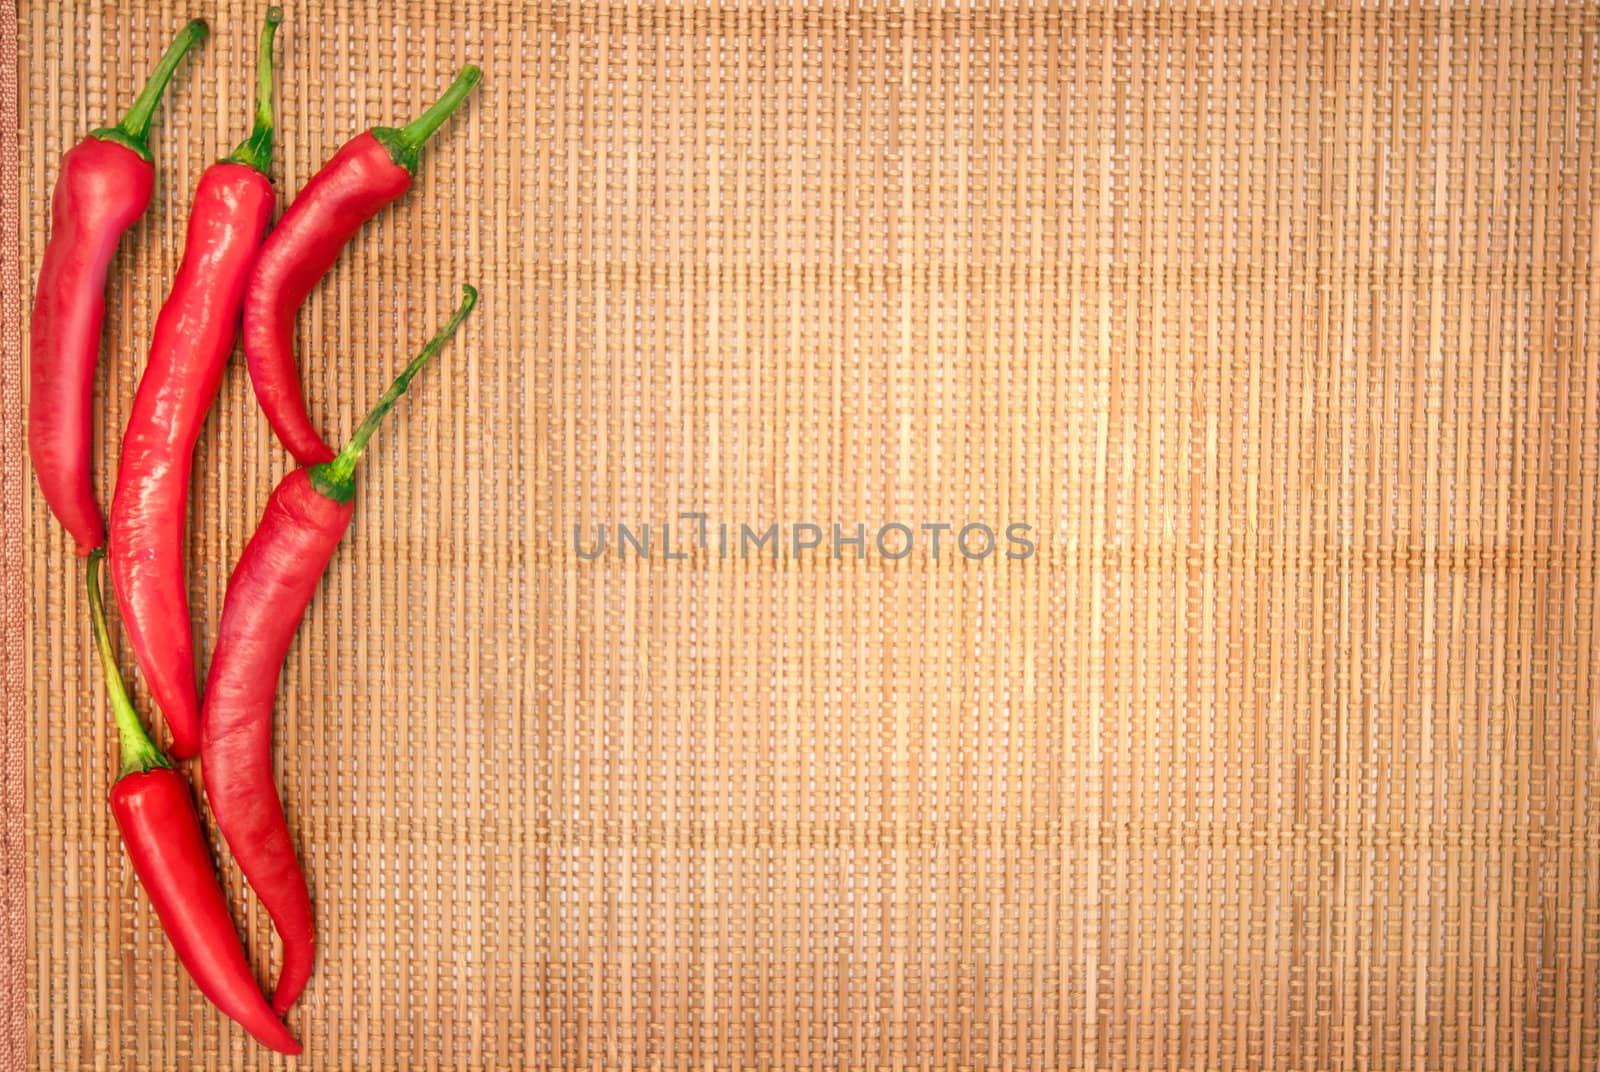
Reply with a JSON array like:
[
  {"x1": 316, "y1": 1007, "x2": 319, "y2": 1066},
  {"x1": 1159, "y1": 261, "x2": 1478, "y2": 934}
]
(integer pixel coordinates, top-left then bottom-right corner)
[
  {"x1": 86, "y1": 549, "x2": 301, "y2": 1055},
  {"x1": 243, "y1": 65, "x2": 481, "y2": 465},
  {"x1": 27, "y1": 19, "x2": 208, "y2": 556},
  {"x1": 109, "y1": 8, "x2": 286, "y2": 764},
  {"x1": 205, "y1": 286, "x2": 477, "y2": 1014},
  {"x1": 107, "y1": 10, "x2": 283, "y2": 762}
]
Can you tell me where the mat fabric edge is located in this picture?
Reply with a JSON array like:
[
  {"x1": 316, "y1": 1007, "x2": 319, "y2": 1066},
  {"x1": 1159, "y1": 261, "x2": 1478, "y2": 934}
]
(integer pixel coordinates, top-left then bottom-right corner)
[{"x1": 1, "y1": 2, "x2": 27, "y2": 1069}]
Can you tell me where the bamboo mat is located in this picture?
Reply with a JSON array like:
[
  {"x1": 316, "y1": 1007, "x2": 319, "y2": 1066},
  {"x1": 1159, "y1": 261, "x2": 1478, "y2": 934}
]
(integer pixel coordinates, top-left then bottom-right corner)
[{"x1": 5, "y1": 1, "x2": 1600, "y2": 1069}]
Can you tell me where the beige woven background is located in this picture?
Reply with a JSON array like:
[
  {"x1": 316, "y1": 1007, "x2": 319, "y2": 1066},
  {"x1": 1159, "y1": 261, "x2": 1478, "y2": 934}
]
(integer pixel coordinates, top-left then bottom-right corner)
[{"x1": 7, "y1": 1, "x2": 1600, "y2": 1069}]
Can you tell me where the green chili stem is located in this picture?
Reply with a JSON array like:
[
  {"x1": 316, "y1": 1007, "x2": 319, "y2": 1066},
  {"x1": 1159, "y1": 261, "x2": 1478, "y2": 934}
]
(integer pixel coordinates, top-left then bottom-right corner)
[
  {"x1": 93, "y1": 19, "x2": 209, "y2": 161},
  {"x1": 309, "y1": 285, "x2": 479, "y2": 503},
  {"x1": 397, "y1": 65, "x2": 482, "y2": 149},
  {"x1": 372, "y1": 66, "x2": 481, "y2": 171},
  {"x1": 225, "y1": 8, "x2": 283, "y2": 173},
  {"x1": 86, "y1": 550, "x2": 171, "y2": 779}
]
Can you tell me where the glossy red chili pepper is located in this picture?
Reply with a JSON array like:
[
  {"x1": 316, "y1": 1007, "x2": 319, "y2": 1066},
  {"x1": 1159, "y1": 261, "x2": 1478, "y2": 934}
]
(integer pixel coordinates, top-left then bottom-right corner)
[
  {"x1": 108, "y1": 11, "x2": 281, "y2": 759},
  {"x1": 108, "y1": 10, "x2": 282, "y2": 762},
  {"x1": 27, "y1": 20, "x2": 208, "y2": 555},
  {"x1": 243, "y1": 65, "x2": 481, "y2": 465},
  {"x1": 205, "y1": 286, "x2": 477, "y2": 1014},
  {"x1": 86, "y1": 549, "x2": 301, "y2": 1055}
]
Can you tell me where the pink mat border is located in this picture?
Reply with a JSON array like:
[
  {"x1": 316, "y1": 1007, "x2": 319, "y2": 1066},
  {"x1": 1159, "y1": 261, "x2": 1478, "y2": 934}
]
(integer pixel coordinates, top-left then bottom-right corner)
[{"x1": 1, "y1": 0, "x2": 27, "y2": 1067}]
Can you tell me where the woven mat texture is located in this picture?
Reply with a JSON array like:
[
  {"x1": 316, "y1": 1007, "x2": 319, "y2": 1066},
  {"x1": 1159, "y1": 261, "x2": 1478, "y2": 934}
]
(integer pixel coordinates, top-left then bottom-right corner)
[{"x1": 7, "y1": 1, "x2": 1600, "y2": 1069}]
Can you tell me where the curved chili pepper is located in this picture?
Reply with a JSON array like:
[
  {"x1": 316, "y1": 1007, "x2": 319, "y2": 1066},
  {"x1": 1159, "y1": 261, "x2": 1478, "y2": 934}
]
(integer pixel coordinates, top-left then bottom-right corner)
[
  {"x1": 86, "y1": 550, "x2": 301, "y2": 1054},
  {"x1": 107, "y1": 10, "x2": 283, "y2": 761},
  {"x1": 205, "y1": 286, "x2": 478, "y2": 1014},
  {"x1": 242, "y1": 65, "x2": 481, "y2": 465},
  {"x1": 27, "y1": 19, "x2": 208, "y2": 555}
]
